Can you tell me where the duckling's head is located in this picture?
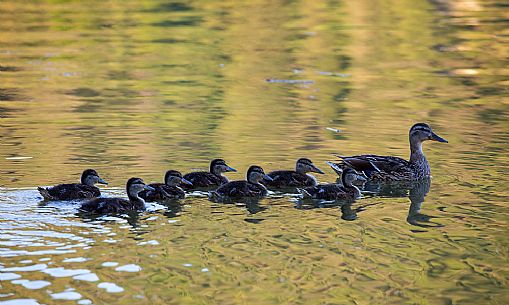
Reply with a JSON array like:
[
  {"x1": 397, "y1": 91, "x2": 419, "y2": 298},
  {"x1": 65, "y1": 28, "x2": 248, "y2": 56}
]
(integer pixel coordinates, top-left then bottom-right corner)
[
  {"x1": 410, "y1": 123, "x2": 448, "y2": 144},
  {"x1": 296, "y1": 158, "x2": 324, "y2": 174},
  {"x1": 210, "y1": 159, "x2": 237, "y2": 175},
  {"x1": 164, "y1": 170, "x2": 192, "y2": 187},
  {"x1": 247, "y1": 165, "x2": 273, "y2": 184},
  {"x1": 341, "y1": 168, "x2": 363, "y2": 187},
  {"x1": 81, "y1": 169, "x2": 108, "y2": 186},
  {"x1": 126, "y1": 177, "x2": 154, "y2": 200}
]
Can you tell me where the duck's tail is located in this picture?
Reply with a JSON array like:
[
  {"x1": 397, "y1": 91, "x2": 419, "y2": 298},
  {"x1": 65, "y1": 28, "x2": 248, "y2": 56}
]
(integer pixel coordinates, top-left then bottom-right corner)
[
  {"x1": 326, "y1": 161, "x2": 343, "y2": 176},
  {"x1": 37, "y1": 187, "x2": 53, "y2": 200},
  {"x1": 208, "y1": 191, "x2": 220, "y2": 202},
  {"x1": 297, "y1": 188, "x2": 312, "y2": 199}
]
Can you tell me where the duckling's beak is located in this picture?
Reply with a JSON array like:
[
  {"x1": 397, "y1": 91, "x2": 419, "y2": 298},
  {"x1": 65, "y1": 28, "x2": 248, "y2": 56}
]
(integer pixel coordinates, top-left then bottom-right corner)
[
  {"x1": 263, "y1": 174, "x2": 274, "y2": 181},
  {"x1": 98, "y1": 178, "x2": 108, "y2": 185},
  {"x1": 430, "y1": 132, "x2": 448, "y2": 143},
  {"x1": 226, "y1": 166, "x2": 237, "y2": 172},
  {"x1": 311, "y1": 164, "x2": 325, "y2": 174},
  {"x1": 144, "y1": 185, "x2": 155, "y2": 191},
  {"x1": 181, "y1": 178, "x2": 193, "y2": 186}
]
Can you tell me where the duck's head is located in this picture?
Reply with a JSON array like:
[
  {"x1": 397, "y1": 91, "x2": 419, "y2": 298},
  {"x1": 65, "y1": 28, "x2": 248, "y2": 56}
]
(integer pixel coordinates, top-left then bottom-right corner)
[
  {"x1": 81, "y1": 169, "x2": 108, "y2": 186},
  {"x1": 210, "y1": 159, "x2": 237, "y2": 175},
  {"x1": 409, "y1": 123, "x2": 448, "y2": 144},
  {"x1": 341, "y1": 168, "x2": 363, "y2": 187},
  {"x1": 164, "y1": 170, "x2": 192, "y2": 187},
  {"x1": 296, "y1": 158, "x2": 324, "y2": 174},
  {"x1": 126, "y1": 177, "x2": 154, "y2": 200},
  {"x1": 247, "y1": 165, "x2": 273, "y2": 184}
]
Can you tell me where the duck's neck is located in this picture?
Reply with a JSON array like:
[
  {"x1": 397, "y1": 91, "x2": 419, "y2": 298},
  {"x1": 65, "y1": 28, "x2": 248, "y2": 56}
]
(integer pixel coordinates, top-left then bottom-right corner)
[
  {"x1": 249, "y1": 178, "x2": 267, "y2": 190},
  {"x1": 345, "y1": 183, "x2": 361, "y2": 199},
  {"x1": 128, "y1": 192, "x2": 145, "y2": 204},
  {"x1": 409, "y1": 138, "x2": 431, "y2": 177}
]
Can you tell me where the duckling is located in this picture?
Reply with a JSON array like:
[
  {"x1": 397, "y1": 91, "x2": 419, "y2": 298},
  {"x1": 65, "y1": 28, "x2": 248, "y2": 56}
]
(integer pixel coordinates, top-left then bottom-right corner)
[
  {"x1": 298, "y1": 168, "x2": 362, "y2": 201},
  {"x1": 263, "y1": 158, "x2": 324, "y2": 188},
  {"x1": 38, "y1": 169, "x2": 108, "y2": 201},
  {"x1": 139, "y1": 170, "x2": 193, "y2": 202},
  {"x1": 209, "y1": 165, "x2": 273, "y2": 201},
  {"x1": 182, "y1": 159, "x2": 236, "y2": 189},
  {"x1": 329, "y1": 123, "x2": 448, "y2": 181},
  {"x1": 80, "y1": 177, "x2": 154, "y2": 214}
]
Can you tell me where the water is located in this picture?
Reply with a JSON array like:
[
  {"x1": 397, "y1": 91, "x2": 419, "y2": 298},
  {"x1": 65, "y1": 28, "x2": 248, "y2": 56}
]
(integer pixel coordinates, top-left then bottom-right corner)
[{"x1": 0, "y1": 0, "x2": 508, "y2": 304}]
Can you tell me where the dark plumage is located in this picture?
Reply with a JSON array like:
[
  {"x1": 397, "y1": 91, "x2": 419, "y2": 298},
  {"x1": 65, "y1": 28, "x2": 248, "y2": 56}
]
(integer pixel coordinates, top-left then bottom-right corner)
[
  {"x1": 328, "y1": 123, "x2": 448, "y2": 181},
  {"x1": 182, "y1": 159, "x2": 236, "y2": 189},
  {"x1": 38, "y1": 169, "x2": 107, "y2": 201},
  {"x1": 298, "y1": 168, "x2": 362, "y2": 201},
  {"x1": 139, "y1": 170, "x2": 192, "y2": 202},
  {"x1": 209, "y1": 165, "x2": 272, "y2": 202},
  {"x1": 263, "y1": 158, "x2": 324, "y2": 188},
  {"x1": 80, "y1": 177, "x2": 154, "y2": 214}
]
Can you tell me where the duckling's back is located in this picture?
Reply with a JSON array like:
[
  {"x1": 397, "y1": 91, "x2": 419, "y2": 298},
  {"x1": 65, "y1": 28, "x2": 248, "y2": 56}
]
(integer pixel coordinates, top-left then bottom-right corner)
[
  {"x1": 80, "y1": 197, "x2": 145, "y2": 214},
  {"x1": 182, "y1": 172, "x2": 227, "y2": 189},
  {"x1": 264, "y1": 170, "x2": 317, "y2": 188},
  {"x1": 38, "y1": 183, "x2": 100, "y2": 201}
]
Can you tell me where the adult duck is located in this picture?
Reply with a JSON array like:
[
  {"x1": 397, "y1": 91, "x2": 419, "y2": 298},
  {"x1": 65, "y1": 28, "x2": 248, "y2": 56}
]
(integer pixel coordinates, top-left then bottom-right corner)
[{"x1": 329, "y1": 123, "x2": 448, "y2": 181}]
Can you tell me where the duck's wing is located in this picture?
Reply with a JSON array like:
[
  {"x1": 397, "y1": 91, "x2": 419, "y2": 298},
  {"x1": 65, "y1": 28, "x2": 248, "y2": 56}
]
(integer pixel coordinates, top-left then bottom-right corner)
[
  {"x1": 80, "y1": 198, "x2": 131, "y2": 214},
  {"x1": 158, "y1": 185, "x2": 185, "y2": 199},
  {"x1": 183, "y1": 172, "x2": 223, "y2": 188},
  {"x1": 41, "y1": 183, "x2": 99, "y2": 200},
  {"x1": 331, "y1": 154, "x2": 412, "y2": 181},
  {"x1": 266, "y1": 171, "x2": 315, "y2": 187},
  {"x1": 139, "y1": 183, "x2": 164, "y2": 201}
]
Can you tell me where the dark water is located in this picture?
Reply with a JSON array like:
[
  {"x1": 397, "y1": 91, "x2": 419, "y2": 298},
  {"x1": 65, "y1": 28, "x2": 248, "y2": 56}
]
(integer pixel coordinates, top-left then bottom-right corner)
[{"x1": 0, "y1": 0, "x2": 508, "y2": 304}]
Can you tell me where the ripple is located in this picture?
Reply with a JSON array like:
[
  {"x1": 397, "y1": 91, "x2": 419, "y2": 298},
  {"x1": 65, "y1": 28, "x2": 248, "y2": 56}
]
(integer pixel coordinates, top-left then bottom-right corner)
[
  {"x1": 115, "y1": 264, "x2": 141, "y2": 272},
  {"x1": 73, "y1": 273, "x2": 99, "y2": 282},
  {"x1": 1, "y1": 264, "x2": 47, "y2": 272},
  {"x1": 11, "y1": 279, "x2": 51, "y2": 289},
  {"x1": 98, "y1": 282, "x2": 124, "y2": 293},
  {"x1": 0, "y1": 273, "x2": 20, "y2": 281},
  {"x1": 0, "y1": 299, "x2": 41, "y2": 305},
  {"x1": 42, "y1": 267, "x2": 90, "y2": 277},
  {"x1": 50, "y1": 291, "x2": 82, "y2": 300}
]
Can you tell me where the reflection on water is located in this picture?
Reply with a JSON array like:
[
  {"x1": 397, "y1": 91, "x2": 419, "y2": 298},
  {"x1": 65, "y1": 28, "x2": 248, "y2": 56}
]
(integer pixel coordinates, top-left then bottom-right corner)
[{"x1": 0, "y1": 0, "x2": 508, "y2": 304}]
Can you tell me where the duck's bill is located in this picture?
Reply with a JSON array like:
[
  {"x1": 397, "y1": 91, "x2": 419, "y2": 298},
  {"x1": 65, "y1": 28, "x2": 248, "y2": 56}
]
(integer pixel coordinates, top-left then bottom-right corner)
[
  {"x1": 181, "y1": 178, "x2": 193, "y2": 186},
  {"x1": 226, "y1": 166, "x2": 237, "y2": 172},
  {"x1": 431, "y1": 132, "x2": 448, "y2": 143},
  {"x1": 144, "y1": 185, "x2": 156, "y2": 191},
  {"x1": 263, "y1": 174, "x2": 274, "y2": 181},
  {"x1": 311, "y1": 165, "x2": 325, "y2": 174},
  {"x1": 98, "y1": 178, "x2": 108, "y2": 185}
]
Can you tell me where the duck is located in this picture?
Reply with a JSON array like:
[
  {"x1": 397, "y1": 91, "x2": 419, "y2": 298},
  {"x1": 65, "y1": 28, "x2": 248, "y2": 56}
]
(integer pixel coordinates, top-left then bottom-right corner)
[
  {"x1": 182, "y1": 159, "x2": 236, "y2": 189},
  {"x1": 328, "y1": 123, "x2": 448, "y2": 181},
  {"x1": 38, "y1": 169, "x2": 108, "y2": 201},
  {"x1": 262, "y1": 158, "x2": 324, "y2": 188},
  {"x1": 138, "y1": 170, "x2": 193, "y2": 201},
  {"x1": 80, "y1": 177, "x2": 154, "y2": 214},
  {"x1": 298, "y1": 168, "x2": 362, "y2": 201},
  {"x1": 209, "y1": 165, "x2": 273, "y2": 202}
]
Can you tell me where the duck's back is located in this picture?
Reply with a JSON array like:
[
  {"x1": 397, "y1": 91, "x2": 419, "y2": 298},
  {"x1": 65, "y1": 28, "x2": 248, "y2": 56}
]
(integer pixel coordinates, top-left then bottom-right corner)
[
  {"x1": 213, "y1": 180, "x2": 267, "y2": 198},
  {"x1": 80, "y1": 197, "x2": 145, "y2": 214},
  {"x1": 39, "y1": 183, "x2": 100, "y2": 200},
  {"x1": 139, "y1": 183, "x2": 185, "y2": 201},
  {"x1": 182, "y1": 172, "x2": 226, "y2": 188},
  {"x1": 302, "y1": 184, "x2": 353, "y2": 201},
  {"x1": 339, "y1": 155, "x2": 413, "y2": 181},
  {"x1": 265, "y1": 170, "x2": 317, "y2": 188}
]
